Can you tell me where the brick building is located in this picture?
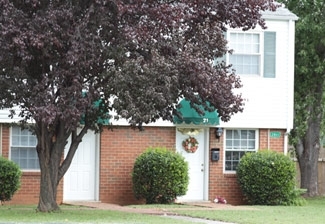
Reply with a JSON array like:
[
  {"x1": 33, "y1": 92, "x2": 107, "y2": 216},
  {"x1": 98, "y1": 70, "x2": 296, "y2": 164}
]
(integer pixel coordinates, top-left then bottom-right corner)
[{"x1": 0, "y1": 6, "x2": 297, "y2": 205}]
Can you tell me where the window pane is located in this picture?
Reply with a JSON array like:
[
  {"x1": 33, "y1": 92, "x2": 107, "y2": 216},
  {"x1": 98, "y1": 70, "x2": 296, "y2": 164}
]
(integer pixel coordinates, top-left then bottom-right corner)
[
  {"x1": 233, "y1": 140, "x2": 240, "y2": 149},
  {"x1": 226, "y1": 140, "x2": 233, "y2": 149},
  {"x1": 29, "y1": 136, "x2": 37, "y2": 146},
  {"x1": 11, "y1": 126, "x2": 39, "y2": 170},
  {"x1": 233, "y1": 130, "x2": 240, "y2": 139},
  {"x1": 225, "y1": 129, "x2": 257, "y2": 171},
  {"x1": 232, "y1": 151, "x2": 240, "y2": 160},
  {"x1": 248, "y1": 140, "x2": 255, "y2": 149},
  {"x1": 11, "y1": 147, "x2": 39, "y2": 170},
  {"x1": 232, "y1": 161, "x2": 239, "y2": 171},
  {"x1": 226, "y1": 130, "x2": 233, "y2": 139},
  {"x1": 21, "y1": 136, "x2": 29, "y2": 146},
  {"x1": 226, "y1": 151, "x2": 232, "y2": 160},
  {"x1": 248, "y1": 130, "x2": 255, "y2": 139},
  {"x1": 225, "y1": 161, "x2": 232, "y2": 171},
  {"x1": 19, "y1": 159, "x2": 28, "y2": 169},
  {"x1": 12, "y1": 136, "x2": 20, "y2": 146},
  {"x1": 229, "y1": 32, "x2": 261, "y2": 75},
  {"x1": 241, "y1": 140, "x2": 247, "y2": 149},
  {"x1": 20, "y1": 149, "x2": 27, "y2": 158},
  {"x1": 230, "y1": 55, "x2": 260, "y2": 75},
  {"x1": 241, "y1": 130, "x2": 248, "y2": 138},
  {"x1": 11, "y1": 148, "x2": 19, "y2": 158}
]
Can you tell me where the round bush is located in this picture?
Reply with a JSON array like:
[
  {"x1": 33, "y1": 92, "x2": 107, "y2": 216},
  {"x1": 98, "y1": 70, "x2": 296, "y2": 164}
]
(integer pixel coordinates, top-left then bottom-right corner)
[
  {"x1": 0, "y1": 156, "x2": 22, "y2": 203},
  {"x1": 132, "y1": 147, "x2": 189, "y2": 204},
  {"x1": 236, "y1": 150, "x2": 296, "y2": 205}
]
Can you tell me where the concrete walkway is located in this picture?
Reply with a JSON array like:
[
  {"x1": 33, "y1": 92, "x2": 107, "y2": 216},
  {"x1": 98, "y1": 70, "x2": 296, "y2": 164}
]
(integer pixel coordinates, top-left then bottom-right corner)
[{"x1": 65, "y1": 201, "x2": 239, "y2": 224}]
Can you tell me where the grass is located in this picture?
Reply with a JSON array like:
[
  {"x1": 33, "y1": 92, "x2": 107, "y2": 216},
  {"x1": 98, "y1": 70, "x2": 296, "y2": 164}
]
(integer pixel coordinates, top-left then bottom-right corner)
[
  {"x1": 0, "y1": 205, "x2": 195, "y2": 224},
  {"x1": 171, "y1": 197, "x2": 325, "y2": 224},
  {"x1": 127, "y1": 203, "x2": 196, "y2": 209},
  {"x1": 0, "y1": 197, "x2": 325, "y2": 223},
  {"x1": 0, "y1": 205, "x2": 191, "y2": 224}
]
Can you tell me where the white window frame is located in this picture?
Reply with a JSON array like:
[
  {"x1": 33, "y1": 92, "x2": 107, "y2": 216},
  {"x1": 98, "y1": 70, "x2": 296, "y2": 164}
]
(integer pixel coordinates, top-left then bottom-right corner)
[
  {"x1": 10, "y1": 126, "x2": 39, "y2": 171},
  {"x1": 227, "y1": 31, "x2": 264, "y2": 76},
  {"x1": 223, "y1": 129, "x2": 259, "y2": 173}
]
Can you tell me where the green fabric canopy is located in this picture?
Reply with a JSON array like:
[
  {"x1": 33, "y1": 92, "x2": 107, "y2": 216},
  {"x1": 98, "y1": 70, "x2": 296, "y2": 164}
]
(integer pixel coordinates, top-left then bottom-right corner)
[
  {"x1": 173, "y1": 99, "x2": 220, "y2": 125},
  {"x1": 80, "y1": 92, "x2": 109, "y2": 125}
]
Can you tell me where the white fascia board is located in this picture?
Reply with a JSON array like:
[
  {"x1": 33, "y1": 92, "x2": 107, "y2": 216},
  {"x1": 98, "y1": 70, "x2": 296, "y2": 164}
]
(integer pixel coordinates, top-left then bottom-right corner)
[{"x1": 262, "y1": 6, "x2": 298, "y2": 21}]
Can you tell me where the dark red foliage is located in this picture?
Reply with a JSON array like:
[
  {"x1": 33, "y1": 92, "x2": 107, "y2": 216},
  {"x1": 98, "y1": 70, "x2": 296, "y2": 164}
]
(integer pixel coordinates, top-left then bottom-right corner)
[
  {"x1": 0, "y1": 0, "x2": 277, "y2": 211},
  {"x1": 0, "y1": 0, "x2": 277, "y2": 127}
]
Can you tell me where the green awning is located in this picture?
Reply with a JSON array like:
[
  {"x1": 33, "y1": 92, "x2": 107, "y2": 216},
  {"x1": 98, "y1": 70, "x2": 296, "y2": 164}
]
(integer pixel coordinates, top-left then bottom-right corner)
[
  {"x1": 80, "y1": 92, "x2": 109, "y2": 125},
  {"x1": 173, "y1": 99, "x2": 220, "y2": 125}
]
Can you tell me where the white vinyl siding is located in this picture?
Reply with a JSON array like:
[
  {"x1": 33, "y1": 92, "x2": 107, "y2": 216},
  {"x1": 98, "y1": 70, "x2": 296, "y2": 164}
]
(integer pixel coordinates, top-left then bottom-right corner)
[
  {"x1": 11, "y1": 126, "x2": 39, "y2": 170},
  {"x1": 220, "y1": 19, "x2": 293, "y2": 129}
]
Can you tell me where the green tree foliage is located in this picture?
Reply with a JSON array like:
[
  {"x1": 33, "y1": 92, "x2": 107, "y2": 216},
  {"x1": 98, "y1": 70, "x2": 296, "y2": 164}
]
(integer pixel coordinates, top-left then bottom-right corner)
[
  {"x1": 0, "y1": 156, "x2": 22, "y2": 204},
  {"x1": 132, "y1": 147, "x2": 189, "y2": 204},
  {"x1": 0, "y1": 0, "x2": 278, "y2": 211},
  {"x1": 237, "y1": 151, "x2": 299, "y2": 205},
  {"x1": 279, "y1": 0, "x2": 325, "y2": 196}
]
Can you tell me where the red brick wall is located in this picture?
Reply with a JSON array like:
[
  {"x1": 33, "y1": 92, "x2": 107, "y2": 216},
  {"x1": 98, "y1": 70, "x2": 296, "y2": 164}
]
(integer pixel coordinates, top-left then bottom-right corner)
[
  {"x1": 259, "y1": 129, "x2": 286, "y2": 153},
  {"x1": 99, "y1": 126, "x2": 176, "y2": 205},
  {"x1": 2, "y1": 124, "x2": 286, "y2": 206},
  {"x1": 208, "y1": 128, "x2": 287, "y2": 205},
  {"x1": 1, "y1": 125, "x2": 63, "y2": 205},
  {"x1": 208, "y1": 128, "x2": 244, "y2": 205}
]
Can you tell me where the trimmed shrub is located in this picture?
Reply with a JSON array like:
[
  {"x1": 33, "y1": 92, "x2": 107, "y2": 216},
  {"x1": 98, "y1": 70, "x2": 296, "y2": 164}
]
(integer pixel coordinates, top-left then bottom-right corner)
[
  {"x1": 0, "y1": 156, "x2": 22, "y2": 203},
  {"x1": 236, "y1": 150, "x2": 301, "y2": 205},
  {"x1": 132, "y1": 147, "x2": 189, "y2": 204}
]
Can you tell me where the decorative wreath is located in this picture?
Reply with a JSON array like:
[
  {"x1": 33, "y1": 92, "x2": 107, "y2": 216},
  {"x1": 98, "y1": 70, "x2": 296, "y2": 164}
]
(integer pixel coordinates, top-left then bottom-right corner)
[{"x1": 182, "y1": 136, "x2": 199, "y2": 153}]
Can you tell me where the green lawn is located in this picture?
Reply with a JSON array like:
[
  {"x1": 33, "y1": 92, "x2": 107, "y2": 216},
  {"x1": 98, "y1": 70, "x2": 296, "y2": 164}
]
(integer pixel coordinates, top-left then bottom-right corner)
[
  {"x1": 1, "y1": 197, "x2": 325, "y2": 224},
  {"x1": 0, "y1": 205, "x2": 191, "y2": 224},
  {"x1": 172, "y1": 197, "x2": 325, "y2": 224}
]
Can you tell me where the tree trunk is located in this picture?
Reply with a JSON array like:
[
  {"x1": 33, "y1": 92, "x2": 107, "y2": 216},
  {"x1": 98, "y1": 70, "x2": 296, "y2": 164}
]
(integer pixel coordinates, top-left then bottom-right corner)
[
  {"x1": 296, "y1": 119, "x2": 320, "y2": 197},
  {"x1": 36, "y1": 121, "x2": 65, "y2": 212},
  {"x1": 38, "y1": 163, "x2": 60, "y2": 212},
  {"x1": 35, "y1": 121, "x2": 87, "y2": 212}
]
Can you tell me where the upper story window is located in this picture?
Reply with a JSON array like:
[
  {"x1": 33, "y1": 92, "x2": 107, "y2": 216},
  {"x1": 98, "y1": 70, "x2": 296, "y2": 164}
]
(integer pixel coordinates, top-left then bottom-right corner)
[
  {"x1": 229, "y1": 33, "x2": 260, "y2": 75},
  {"x1": 224, "y1": 129, "x2": 258, "y2": 172},
  {"x1": 10, "y1": 126, "x2": 39, "y2": 170},
  {"x1": 226, "y1": 31, "x2": 276, "y2": 78}
]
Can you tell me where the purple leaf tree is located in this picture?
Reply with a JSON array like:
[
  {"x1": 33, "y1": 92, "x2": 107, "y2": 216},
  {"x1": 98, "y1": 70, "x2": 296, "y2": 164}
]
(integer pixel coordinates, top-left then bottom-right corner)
[{"x1": 0, "y1": 0, "x2": 277, "y2": 212}]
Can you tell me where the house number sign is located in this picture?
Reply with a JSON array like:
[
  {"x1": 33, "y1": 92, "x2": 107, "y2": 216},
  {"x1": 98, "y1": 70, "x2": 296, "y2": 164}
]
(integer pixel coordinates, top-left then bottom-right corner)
[{"x1": 270, "y1": 131, "x2": 281, "y2": 138}]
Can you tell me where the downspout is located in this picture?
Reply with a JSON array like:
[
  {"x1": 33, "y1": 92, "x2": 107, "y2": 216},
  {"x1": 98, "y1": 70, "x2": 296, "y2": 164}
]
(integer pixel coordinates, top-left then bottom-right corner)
[
  {"x1": 267, "y1": 129, "x2": 270, "y2": 150},
  {"x1": 204, "y1": 128, "x2": 209, "y2": 201},
  {"x1": 285, "y1": 18, "x2": 296, "y2": 155},
  {"x1": 284, "y1": 129, "x2": 290, "y2": 155}
]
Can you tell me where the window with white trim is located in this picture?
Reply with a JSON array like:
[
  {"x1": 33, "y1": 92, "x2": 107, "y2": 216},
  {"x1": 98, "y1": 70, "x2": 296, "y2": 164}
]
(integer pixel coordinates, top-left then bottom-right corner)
[
  {"x1": 11, "y1": 126, "x2": 39, "y2": 170},
  {"x1": 227, "y1": 31, "x2": 276, "y2": 78},
  {"x1": 229, "y1": 33, "x2": 260, "y2": 75},
  {"x1": 225, "y1": 129, "x2": 258, "y2": 172}
]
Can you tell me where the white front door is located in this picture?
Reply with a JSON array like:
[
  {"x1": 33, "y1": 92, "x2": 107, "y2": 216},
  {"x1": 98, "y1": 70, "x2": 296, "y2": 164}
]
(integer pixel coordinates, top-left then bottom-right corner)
[
  {"x1": 63, "y1": 131, "x2": 98, "y2": 201},
  {"x1": 176, "y1": 128, "x2": 208, "y2": 201}
]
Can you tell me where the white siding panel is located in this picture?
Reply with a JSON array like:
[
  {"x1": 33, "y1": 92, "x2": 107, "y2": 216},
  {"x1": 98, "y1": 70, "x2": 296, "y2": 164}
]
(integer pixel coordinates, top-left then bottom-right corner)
[
  {"x1": 0, "y1": 109, "x2": 21, "y2": 123},
  {"x1": 0, "y1": 17, "x2": 295, "y2": 131},
  {"x1": 221, "y1": 19, "x2": 294, "y2": 129}
]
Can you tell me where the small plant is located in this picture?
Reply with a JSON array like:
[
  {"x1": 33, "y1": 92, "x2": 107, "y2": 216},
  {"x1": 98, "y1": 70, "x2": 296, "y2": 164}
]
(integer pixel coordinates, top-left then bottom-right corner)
[
  {"x1": 132, "y1": 147, "x2": 189, "y2": 204},
  {"x1": 0, "y1": 156, "x2": 22, "y2": 204},
  {"x1": 236, "y1": 150, "x2": 302, "y2": 205}
]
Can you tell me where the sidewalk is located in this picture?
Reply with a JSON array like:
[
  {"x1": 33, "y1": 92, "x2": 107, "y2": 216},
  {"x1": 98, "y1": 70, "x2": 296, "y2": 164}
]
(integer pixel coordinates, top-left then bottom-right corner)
[{"x1": 64, "y1": 201, "x2": 246, "y2": 224}]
